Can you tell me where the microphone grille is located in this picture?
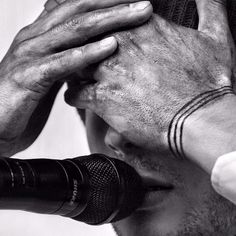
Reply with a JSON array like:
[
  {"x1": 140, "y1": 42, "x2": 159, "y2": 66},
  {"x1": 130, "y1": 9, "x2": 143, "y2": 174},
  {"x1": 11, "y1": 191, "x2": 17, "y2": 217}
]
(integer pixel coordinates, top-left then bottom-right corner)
[{"x1": 72, "y1": 154, "x2": 144, "y2": 225}]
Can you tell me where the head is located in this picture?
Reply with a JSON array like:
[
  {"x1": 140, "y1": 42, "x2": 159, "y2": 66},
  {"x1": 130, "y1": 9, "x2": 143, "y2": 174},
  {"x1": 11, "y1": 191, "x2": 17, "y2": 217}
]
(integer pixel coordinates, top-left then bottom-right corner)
[{"x1": 77, "y1": 0, "x2": 236, "y2": 235}]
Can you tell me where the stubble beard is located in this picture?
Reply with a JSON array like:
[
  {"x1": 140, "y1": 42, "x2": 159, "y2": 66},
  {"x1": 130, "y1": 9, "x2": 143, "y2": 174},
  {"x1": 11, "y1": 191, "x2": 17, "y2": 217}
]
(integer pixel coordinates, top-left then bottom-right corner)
[
  {"x1": 111, "y1": 150, "x2": 236, "y2": 236},
  {"x1": 112, "y1": 191, "x2": 236, "y2": 236}
]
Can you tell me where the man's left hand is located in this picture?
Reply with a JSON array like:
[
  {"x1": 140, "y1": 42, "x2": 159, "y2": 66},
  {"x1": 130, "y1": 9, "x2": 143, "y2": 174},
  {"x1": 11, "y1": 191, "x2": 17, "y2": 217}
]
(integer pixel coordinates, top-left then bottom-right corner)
[{"x1": 65, "y1": 0, "x2": 236, "y2": 158}]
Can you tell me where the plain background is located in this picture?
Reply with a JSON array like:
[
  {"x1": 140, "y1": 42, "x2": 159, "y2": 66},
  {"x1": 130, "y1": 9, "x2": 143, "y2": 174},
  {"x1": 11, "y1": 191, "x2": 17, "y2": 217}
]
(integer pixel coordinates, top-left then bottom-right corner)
[{"x1": 0, "y1": 0, "x2": 115, "y2": 235}]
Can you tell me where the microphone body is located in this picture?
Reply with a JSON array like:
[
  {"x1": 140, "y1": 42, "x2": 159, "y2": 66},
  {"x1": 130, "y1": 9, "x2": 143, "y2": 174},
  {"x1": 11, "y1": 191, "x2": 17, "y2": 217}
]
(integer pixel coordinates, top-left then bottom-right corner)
[{"x1": 0, "y1": 154, "x2": 144, "y2": 225}]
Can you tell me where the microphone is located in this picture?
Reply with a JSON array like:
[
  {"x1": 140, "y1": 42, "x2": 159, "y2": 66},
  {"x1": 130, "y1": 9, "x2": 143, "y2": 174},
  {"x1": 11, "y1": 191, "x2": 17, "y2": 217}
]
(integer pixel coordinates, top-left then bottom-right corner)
[{"x1": 0, "y1": 154, "x2": 145, "y2": 225}]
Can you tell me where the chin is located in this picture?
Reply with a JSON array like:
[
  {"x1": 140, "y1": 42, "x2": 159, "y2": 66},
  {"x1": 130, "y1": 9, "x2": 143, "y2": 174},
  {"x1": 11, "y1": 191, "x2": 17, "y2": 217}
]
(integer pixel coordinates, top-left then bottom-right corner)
[
  {"x1": 112, "y1": 193, "x2": 236, "y2": 236},
  {"x1": 112, "y1": 195, "x2": 186, "y2": 236}
]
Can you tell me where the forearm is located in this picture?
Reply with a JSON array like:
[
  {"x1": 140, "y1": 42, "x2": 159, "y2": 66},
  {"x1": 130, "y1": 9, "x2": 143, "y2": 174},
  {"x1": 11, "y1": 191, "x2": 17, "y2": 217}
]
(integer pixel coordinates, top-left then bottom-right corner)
[{"x1": 183, "y1": 94, "x2": 236, "y2": 174}]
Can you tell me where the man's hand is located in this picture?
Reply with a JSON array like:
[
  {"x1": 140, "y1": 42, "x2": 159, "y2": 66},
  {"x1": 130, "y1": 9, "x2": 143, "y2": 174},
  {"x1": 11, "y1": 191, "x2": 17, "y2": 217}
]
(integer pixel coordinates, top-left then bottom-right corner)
[
  {"x1": 65, "y1": 0, "x2": 236, "y2": 164},
  {"x1": 0, "y1": 0, "x2": 152, "y2": 156}
]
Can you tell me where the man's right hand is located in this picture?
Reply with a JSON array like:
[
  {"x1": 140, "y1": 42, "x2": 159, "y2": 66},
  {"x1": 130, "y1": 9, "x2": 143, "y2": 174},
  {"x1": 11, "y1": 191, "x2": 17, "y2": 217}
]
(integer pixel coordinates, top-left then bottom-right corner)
[{"x1": 0, "y1": 0, "x2": 152, "y2": 156}]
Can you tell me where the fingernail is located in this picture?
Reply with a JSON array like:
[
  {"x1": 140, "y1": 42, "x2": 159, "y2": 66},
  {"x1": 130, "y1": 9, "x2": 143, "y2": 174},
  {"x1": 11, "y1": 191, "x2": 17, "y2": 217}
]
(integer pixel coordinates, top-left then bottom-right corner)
[
  {"x1": 131, "y1": 1, "x2": 150, "y2": 11},
  {"x1": 100, "y1": 37, "x2": 116, "y2": 47}
]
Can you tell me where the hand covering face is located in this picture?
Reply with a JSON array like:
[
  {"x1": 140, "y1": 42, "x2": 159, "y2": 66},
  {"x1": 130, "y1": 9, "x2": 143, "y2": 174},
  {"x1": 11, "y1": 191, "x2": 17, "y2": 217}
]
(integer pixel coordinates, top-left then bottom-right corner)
[{"x1": 65, "y1": 0, "x2": 236, "y2": 159}]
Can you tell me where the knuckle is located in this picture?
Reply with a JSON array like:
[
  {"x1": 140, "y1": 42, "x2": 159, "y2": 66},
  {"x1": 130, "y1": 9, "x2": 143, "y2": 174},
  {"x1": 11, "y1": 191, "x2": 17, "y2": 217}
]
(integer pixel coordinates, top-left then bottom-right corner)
[
  {"x1": 12, "y1": 40, "x2": 32, "y2": 57},
  {"x1": 79, "y1": 13, "x2": 98, "y2": 34},
  {"x1": 58, "y1": 15, "x2": 90, "y2": 41},
  {"x1": 38, "y1": 62, "x2": 51, "y2": 80},
  {"x1": 74, "y1": 46, "x2": 90, "y2": 67},
  {"x1": 10, "y1": 65, "x2": 30, "y2": 90},
  {"x1": 89, "y1": 10, "x2": 102, "y2": 24},
  {"x1": 12, "y1": 43, "x2": 24, "y2": 56},
  {"x1": 15, "y1": 25, "x2": 31, "y2": 41},
  {"x1": 59, "y1": 0, "x2": 94, "y2": 14},
  {"x1": 39, "y1": 57, "x2": 57, "y2": 80},
  {"x1": 63, "y1": 14, "x2": 85, "y2": 30},
  {"x1": 39, "y1": 53, "x2": 66, "y2": 82},
  {"x1": 83, "y1": 9, "x2": 113, "y2": 31},
  {"x1": 55, "y1": 9, "x2": 109, "y2": 41},
  {"x1": 13, "y1": 24, "x2": 36, "y2": 48},
  {"x1": 67, "y1": 17, "x2": 83, "y2": 28}
]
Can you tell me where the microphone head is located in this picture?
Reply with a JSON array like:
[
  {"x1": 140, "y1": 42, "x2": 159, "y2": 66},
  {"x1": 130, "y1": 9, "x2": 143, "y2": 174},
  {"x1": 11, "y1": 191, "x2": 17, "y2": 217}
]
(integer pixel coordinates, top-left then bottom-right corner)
[{"x1": 72, "y1": 154, "x2": 145, "y2": 225}]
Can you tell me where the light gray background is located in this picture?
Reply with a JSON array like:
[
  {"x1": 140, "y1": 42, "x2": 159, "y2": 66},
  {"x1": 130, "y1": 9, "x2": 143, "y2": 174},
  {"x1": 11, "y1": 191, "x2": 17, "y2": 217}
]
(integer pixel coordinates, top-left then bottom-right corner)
[{"x1": 0, "y1": 0, "x2": 115, "y2": 235}]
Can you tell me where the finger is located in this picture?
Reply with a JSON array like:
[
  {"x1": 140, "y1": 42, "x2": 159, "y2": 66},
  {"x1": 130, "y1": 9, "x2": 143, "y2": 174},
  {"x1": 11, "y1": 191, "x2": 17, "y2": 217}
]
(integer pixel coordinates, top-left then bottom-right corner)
[
  {"x1": 195, "y1": 0, "x2": 230, "y2": 42},
  {"x1": 23, "y1": 0, "x2": 151, "y2": 44},
  {"x1": 36, "y1": 0, "x2": 150, "y2": 33},
  {"x1": 34, "y1": 0, "x2": 89, "y2": 35},
  {"x1": 35, "y1": 0, "x2": 61, "y2": 20},
  {"x1": 43, "y1": 0, "x2": 147, "y2": 13},
  {"x1": 18, "y1": 0, "x2": 70, "y2": 41},
  {"x1": 64, "y1": 83, "x2": 97, "y2": 109},
  {"x1": 38, "y1": 37, "x2": 117, "y2": 83},
  {"x1": 34, "y1": 2, "x2": 152, "y2": 53}
]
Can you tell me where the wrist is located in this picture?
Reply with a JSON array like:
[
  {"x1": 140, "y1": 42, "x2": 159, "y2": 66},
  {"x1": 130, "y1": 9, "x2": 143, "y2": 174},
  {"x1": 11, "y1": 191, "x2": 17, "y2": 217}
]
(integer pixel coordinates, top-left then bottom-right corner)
[{"x1": 183, "y1": 93, "x2": 236, "y2": 174}]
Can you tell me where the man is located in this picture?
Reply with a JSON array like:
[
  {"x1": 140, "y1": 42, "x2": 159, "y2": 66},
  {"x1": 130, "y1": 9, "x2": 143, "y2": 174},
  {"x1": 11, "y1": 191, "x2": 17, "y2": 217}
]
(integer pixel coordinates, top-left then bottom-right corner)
[
  {"x1": 0, "y1": 0, "x2": 153, "y2": 156},
  {"x1": 1, "y1": 0, "x2": 236, "y2": 236},
  {"x1": 63, "y1": 0, "x2": 236, "y2": 235}
]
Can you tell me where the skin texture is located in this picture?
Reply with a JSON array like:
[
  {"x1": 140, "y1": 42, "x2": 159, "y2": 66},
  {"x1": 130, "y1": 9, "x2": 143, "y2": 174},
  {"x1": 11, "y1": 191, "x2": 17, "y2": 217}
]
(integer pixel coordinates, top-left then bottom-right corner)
[
  {"x1": 65, "y1": 0, "x2": 236, "y2": 155},
  {"x1": 0, "y1": 0, "x2": 153, "y2": 156},
  {"x1": 46, "y1": 0, "x2": 236, "y2": 234},
  {"x1": 62, "y1": 0, "x2": 236, "y2": 235},
  {"x1": 3, "y1": 0, "x2": 236, "y2": 235},
  {"x1": 85, "y1": 110, "x2": 236, "y2": 236}
]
